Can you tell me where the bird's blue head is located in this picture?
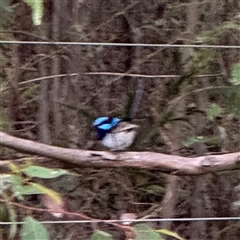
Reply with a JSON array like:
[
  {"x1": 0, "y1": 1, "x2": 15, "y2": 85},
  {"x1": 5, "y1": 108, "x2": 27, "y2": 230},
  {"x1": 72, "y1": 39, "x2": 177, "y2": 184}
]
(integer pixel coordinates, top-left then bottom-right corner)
[{"x1": 93, "y1": 117, "x2": 121, "y2": 140}]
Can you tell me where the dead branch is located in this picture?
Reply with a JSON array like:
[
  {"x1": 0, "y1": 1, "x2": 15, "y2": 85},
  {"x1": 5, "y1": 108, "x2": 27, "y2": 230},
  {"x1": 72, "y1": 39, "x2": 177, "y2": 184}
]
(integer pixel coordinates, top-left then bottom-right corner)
[{"x1": 0, "y1": 131, "x2": 239, "y2": 175}]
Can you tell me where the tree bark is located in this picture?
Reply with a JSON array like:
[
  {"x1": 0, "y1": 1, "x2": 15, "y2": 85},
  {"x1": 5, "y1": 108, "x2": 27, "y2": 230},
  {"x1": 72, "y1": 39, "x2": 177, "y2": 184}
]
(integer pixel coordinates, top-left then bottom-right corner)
[
  {"x1": 51, "y1": 0, "x2": 62, "y2": 140},
  {"x1": 38, "y1": 23, "x2": 50, "y2": 144}
]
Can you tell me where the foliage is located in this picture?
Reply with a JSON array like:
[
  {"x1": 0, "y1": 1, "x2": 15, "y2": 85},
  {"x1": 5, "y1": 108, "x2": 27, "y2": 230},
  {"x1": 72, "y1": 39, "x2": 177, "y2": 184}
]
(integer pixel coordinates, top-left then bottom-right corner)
[
  {"x1": 0, "y1": 161, "x2": 70, "y2": 239},
  {"x1": 134, "y1": 224, "x2": 164, "y2": 240},
  {"x1": 22, "y1": 165, "x2": 70, "y2": 179},
  {"x1": 9, "y1": 163, "x2": 67, "y2": 201},
  {"x1": 88, "y1": 224, "x2": 185, "y2": 240},
  {"x1": 134, "y1": 224, "x2": 185, "y2": 240},
  {"x1": 234, "y1": 200, "x2": 240, "y2": 206},
  {"x1": 0, "y1": 174, "x2": 12, "y2": 195},
  {"x1": 192, "y1": 49, "x2": 216, "y2": 72},
  {"x1": 206, "y1": 103, "x2": 223, "y2": 121},
  {"x1": 184, "y1": 60, "x2": 240, "y2": 148},
  {"x1": 3, "y1": 193, "x2": 17, "y2": 238},
  {"x1": 226, "y1": 85, "x2": 240, "y2": 118},
  {"x1": 0, "y1": 111, "x2": 9, "y2": 143},
  {"x1": 184, "y1": 104, "x2": 224, "y2": 148},
  {"x1": 231, "y1": 62, "x2": 240, "y2": 85},
  {"x1": 226, "y1": 62, "x2": 240, "y2": 117},
  {"x1": 195, "y1": 20, "x2": 240, "y2": 118},
  {"x1": 196, "y1": 21, "x2": 240, "y2": 44},
  {"x1": 0, "y1": 0, "x2": 12, "y2": 13},
  {"x1": 21, "y1": 216, "x2": 50, "y2": 240},
  {"x1": 21, "y1": 84, "x2": 39, "y2": 100},
  {"x1": 184, "y1": 135, "x2": 220, "y2": 148},
  {"x1": 89, "y1": 230, "x2": 114, "y2": 240},
  {"x1": 0, "y1": 0, "x2": 13, "y2": 29},
  {"x1": 156, "y1": 228, "x2": 185, "y2": 240},
  {"x1": 23, "y1": 0, "x2": 44, "y2": 26}
]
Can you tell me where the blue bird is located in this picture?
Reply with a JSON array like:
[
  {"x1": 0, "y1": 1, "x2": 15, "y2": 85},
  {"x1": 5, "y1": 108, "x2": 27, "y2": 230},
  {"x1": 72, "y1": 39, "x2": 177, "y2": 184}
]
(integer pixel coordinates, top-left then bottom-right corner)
[{"x1": 93, "y1": 117, "x2": 139, "y2": 151}]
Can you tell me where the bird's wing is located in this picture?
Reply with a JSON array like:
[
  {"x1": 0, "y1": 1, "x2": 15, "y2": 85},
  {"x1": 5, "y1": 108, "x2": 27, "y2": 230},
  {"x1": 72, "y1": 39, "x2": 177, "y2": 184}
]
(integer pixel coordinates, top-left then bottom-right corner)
[{"x1": 111, "y1": 122, "x2": 139, "y2": 133}]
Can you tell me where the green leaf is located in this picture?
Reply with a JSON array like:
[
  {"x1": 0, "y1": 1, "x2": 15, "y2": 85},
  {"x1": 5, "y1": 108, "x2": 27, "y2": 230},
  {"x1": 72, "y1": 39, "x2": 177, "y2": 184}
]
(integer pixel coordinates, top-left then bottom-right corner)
[
  {"x1": 196, "y1": 21, "x2": 240, "y2": 44},
  {"x1": 0, "y1": 174, "x2": 12, "y2": 194},
  {"x1": 231, "y1": 62, "x2": 240, "y2": 85},
  {"x1": 0, "y1": 0, "x2": 13, "y2": 28},
  {"x1": 0, "y1": 0, "x2": 13, "y2": 13},
  {"x1": 193, "y1": 49, "x2": 216, "y2": 71},
  {"x1": 227, "y1": 85, "x2": 240, "y2": 118},
  {"x1": 9, "y1": 163, "x2": 22, "y2": 174},
  {"x1": 222, "y1": 22, "x2": 240, "y2": 31},
  {"x1": 89, "y1": 230, "x2": 114, "y2": 240},
  {"x1": 0, "y1": 202, "x2": 9, "y2": 222},
  {"x1": 10, "y1": 174, "x2": 62, "y2": 202},
  {"x1": 140, "y1": 185, "x2": 165, "y2": 195},
  {"x1": 0, "y1": 111, "x2": 8, "y2": 130},
  {"x1": 22, "y1": 166, "x2": 69, "y2": 179},
  {"x1": 30, "y1": 182, "x2": 62, "y2": 203},
  {"x1": 7, "y1": 201, "x2": 17, "y2": 239},
  {"x1": 10, "y1": 175, "x2": 43, "y2": 196},
  {"x1": 21, "y1": 84, "x2": 38, "y2": 99},
  {"x1": 21, "y1": 216, "x2": 50, "y2": 240},
  {"x1": 10, "y1": 175, "x2": 25, "y2": 200},
  {"x1": 16, "y1": 184, "x2": 43, "y2": 195},
  {"x1": 134, "y1": 224, "x2": 164, "y2": 240},
  {"x1": 156, "y1": 229, "x2": 185, "y2": 240},
  {"x1": 234, "y1": 200, "x2": 240, "y2": 206},
  {"x1": 23, "y1": 0, "x2": 44, "y2": 25},
  {"x1": 184, "y1": 136, "x2": 206, "y2": 147},
  {"x1": 154, "y1": 19, "x2": 166, "y2": 26},
  {"x1": 206, "y1": 103, "x2": 223, "y2": 121},
  {"x1": 184, "y1": 135, "x2": 221, "y2": 147},
  {"x1": 2, "y1": 193, "x2": 17, "y2": 238}
]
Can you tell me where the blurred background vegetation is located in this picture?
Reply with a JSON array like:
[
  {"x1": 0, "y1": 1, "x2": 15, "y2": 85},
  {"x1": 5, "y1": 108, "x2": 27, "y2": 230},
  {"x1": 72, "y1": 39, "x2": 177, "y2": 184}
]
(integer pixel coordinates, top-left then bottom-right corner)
[{"x1": 0, "y1": 0, "x2": 240, "y2": 239}]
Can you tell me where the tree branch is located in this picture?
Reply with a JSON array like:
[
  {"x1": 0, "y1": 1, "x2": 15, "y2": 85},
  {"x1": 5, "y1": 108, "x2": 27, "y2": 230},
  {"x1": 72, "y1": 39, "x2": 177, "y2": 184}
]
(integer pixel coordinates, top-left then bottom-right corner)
[{"x1": 0, "y1": 131, "x2": 239, "y2": 175}]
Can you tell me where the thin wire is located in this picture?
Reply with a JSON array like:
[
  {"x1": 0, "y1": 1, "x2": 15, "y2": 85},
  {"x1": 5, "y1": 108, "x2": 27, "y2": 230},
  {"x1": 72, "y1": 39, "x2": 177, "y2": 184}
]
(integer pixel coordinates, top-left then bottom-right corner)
[
  {"x1": 18, "y1": 73, "x2": 221, "y2": 86},
  {"x1": 1, "y1": 40, "x2": 240, "y2": 49},
  {"x1": 1, "y1": 217, "x2": 240, "y2": 225}
]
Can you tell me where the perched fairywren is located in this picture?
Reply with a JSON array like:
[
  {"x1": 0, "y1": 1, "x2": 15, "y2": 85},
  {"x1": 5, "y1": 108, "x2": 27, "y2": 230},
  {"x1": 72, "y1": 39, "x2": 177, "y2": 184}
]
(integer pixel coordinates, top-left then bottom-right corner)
[{"x1": 93, "y1": 117, "x2": 139, "y2": 151}]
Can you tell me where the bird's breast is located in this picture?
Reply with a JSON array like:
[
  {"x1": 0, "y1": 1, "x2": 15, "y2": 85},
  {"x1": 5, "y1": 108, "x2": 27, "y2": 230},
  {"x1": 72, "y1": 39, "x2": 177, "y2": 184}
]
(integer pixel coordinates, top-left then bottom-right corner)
[{"x1": 102, "y1": 129, "x2": 138, "y2": 151}]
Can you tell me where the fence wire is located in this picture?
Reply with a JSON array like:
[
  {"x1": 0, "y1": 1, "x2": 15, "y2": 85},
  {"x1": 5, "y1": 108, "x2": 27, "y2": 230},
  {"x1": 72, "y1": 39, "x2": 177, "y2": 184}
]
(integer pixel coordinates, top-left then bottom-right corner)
[
  {"x1": 1, "y1": 217, "x2": 240, "y2": 225},
  {"x1": 1, "y1": 40, "x2": 240, "y2": 49}
]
